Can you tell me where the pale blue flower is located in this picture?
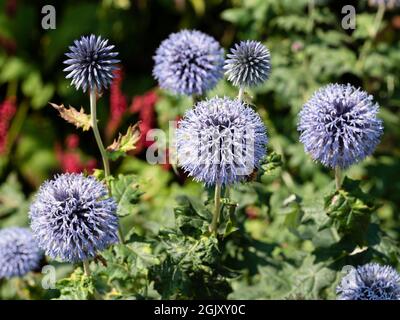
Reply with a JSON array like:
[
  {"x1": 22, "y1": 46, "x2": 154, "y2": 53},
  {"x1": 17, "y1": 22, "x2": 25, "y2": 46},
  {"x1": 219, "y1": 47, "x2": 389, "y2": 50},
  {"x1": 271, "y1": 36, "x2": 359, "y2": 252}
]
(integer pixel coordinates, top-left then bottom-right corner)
[
  {"x1": 298, "y1": 84, "x2": 383, "y2": 169},
  {"x1": 0, "y1": 227, "x2": 42, "y2": 278},
  {"x1": 337, "y1": 263, "x2": 400, "y2": 300},
  {"x1": 29, "y1": 173, "x2": 118, "y2": 263},
  {"x1": 153, "y1": 30, "x2": 224, "y2": 96},
  {"x1": 176, "y1": 97, "x2": 267, "y2": 186}
]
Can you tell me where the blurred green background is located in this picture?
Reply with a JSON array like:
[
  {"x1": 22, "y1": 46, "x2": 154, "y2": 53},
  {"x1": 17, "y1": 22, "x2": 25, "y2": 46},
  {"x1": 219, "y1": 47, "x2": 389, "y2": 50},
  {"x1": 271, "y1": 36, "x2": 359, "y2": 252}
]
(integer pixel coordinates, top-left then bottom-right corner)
[{"x1": 0, "y1": 0, "x2": 400, "y2": 299}]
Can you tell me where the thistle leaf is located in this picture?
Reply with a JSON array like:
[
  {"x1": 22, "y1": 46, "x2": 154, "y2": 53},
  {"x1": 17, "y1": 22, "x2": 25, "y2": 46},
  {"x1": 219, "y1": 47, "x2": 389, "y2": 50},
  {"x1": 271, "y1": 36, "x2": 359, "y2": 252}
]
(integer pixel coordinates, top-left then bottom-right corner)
[
  {"x1": 106, "y1": 124, "x2": 141, "y2": 161},
  {"x1": 110, "y1": 174, "x2": 142, "y2": 217},
  {"x1": 50, "y1": 103, "x2": 91, "y2": 131}
]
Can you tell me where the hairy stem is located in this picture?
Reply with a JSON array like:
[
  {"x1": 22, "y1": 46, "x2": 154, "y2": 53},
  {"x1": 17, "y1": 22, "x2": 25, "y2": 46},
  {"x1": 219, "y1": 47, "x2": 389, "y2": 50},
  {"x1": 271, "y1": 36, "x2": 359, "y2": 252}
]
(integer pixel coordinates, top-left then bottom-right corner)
[
  {"x1": 83, "y1": 260, "x2": 91, "y2": 277},
  {"x1": 90, "y1": 89, "x2": 124, "y2": 243},
  {"x1": 335, "y1": 166, "x2": 343, "y2": 190},
  {"x1": 90, "y1": 89, "x2": 110, "y2": 178},
  {"x1": 210, "y1": 183, "x2": 222, "y2": 234},
  {"x1": 238, "y1": 86, "x2": 245, "y2": 102},
  {"x1": 83, "y1": 260, "x2": 103, "y2": 300}
]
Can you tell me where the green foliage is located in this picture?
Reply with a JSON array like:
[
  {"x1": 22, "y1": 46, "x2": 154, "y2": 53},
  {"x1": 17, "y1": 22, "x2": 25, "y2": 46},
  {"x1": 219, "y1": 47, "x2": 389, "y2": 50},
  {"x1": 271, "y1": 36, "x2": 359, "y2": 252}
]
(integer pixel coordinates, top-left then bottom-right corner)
[
  {"x1": 56, "y1": 268, "x2": 96, "y2": 300},
  {"x1": 150, "y1": 196, "x2": 234, "y2": 299},
  {"x1": 110, "y1": 174, "x2": 142, "y2": 218},
  {"x1": 0, "y1": 0, "x2": 400, "y2": 301},
  {"x1": 106, "y1": 124, "x2": 141, "y2": 161},
  {"x1": 322, "y1": 178, "x2": 376, "y2": 246}
]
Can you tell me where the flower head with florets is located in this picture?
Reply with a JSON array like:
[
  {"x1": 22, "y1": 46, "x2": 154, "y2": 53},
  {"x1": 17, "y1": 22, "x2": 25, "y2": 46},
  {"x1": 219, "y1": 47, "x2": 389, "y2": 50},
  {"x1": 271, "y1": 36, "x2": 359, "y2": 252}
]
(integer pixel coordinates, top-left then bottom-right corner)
[
  {"x1": 63, "y1": 34, "x2": 120, "y2": 92},
  {"x1": 29, "y1": 173, "x2": 119, "y2": 262},
  {"x1": 176, "y1": 97, "x2": 267, "y2": 186},
  {"x1": 337, "y1": 263, "x2": 400, "y2": 300},
  {"x1": 0, "y1": 227, "x2": 42, "y2": 279},
  {"x1": 224, "y1": 40, "x2": 271, "y2": 88},
  {"x1": 298, "y1": 83, "x2": 383, "y2": 169},
  {"x1": 153, "y1": 30, "x2": 224, "y2": 96}
]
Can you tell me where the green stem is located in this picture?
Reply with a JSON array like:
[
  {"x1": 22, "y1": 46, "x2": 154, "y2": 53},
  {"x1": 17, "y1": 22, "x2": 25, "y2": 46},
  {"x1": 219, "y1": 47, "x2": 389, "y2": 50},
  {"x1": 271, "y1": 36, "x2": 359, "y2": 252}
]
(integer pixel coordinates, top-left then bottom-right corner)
[
  {"x1": 238, "y1": 86, "x2": 244, "y2": 102},
  {"x1": 118, "y1": 224, "x2": 124, "y2": 243},
  {"x1": 83, "y1": 260, "x2": 103, "y2": 300},
  {"x1": 90, "y1": 89, "x2": 124, "y2": 243},
  {"x1": 192, "y1": 94, "x2": 201, "y2": 105},
  {"x1": 356, "y1": 4, "x2": 385, "y2": 71},
  {"x1": 83, "y1": 260, "x2": 91, "y2": 277},
  {"x1": 210, "y1": 183, "x2": 222, "y2": 234},
  {"x1": 5, "y1": 99, "x2": 29, "y2": 156},
  {"x1": 372, "y1": 3, "x2": 385, "y2": 39},
  {"x1": 6, "y1": 80, "x2": 17, "y2": 98},
  {"x1": 90, "y1": 90, "x2": 110, "y2": 178},
  {"x1": 335, "y1": 166, "x2": 343, "y2": 190},
  {"x1": 307, "y1": 0, "x2": 315, "y2": 35}
]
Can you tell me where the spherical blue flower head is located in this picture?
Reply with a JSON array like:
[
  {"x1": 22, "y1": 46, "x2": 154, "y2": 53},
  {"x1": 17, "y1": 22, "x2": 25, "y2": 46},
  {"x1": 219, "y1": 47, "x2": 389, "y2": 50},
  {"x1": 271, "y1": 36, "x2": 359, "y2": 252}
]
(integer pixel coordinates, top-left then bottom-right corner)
[
  {"x1": 0, "y1": 227, "x2": 42, "y2": 279},
  {"x1": 298, "y1": 84, "x2": 383, "y2": 169},
  {"x1": 224, "y1": 40, "x2": 271, "y2": 88},
  {"x1": 29, "y1": 173, "x2": 119, "y2": 263},
  {"x1": 153, "y1": 30, "x2": 224, "y2": 96},
  {"x1": 63, "y1": 34, "x2": 120, "y2": 93},
  {"x1": 176, "y1": 97, "x2": 267, "y2": 186},
  {"x1": 337, "y1": 263, "x2": 400, "y2": 300}
]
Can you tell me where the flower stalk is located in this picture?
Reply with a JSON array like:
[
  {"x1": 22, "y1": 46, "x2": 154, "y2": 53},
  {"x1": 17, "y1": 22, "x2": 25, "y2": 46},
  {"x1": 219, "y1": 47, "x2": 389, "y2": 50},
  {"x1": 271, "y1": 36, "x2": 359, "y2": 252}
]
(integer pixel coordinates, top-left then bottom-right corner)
[
  {"x1": 335, "y1": 166, "x2": 342, "y2": 190},
  {"x1": 238, "y1": 86, "x2": 244, "y2": 102},
  {"x1": 83, "y1": 260, "x2": 91, "y2": 276},
  {"x1": 89, "y1": 90, "x2": 124, "y2": 243},
  {"x1": 210, "y1": 183, "x2": 222, "y2": 234},
  {"x1": 90, "y1": 89, "x2": 110, "y2": 178}
]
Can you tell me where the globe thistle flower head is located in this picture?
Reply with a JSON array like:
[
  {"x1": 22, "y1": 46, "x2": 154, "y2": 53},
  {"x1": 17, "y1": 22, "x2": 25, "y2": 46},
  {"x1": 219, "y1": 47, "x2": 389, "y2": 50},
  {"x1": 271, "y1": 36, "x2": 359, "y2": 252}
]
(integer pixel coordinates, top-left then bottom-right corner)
[
  {"x1": 153, "y1": 29, "x2": 224, "y2": 96},
  {"x1": 224, "y1": 40, "x2": 271, "y2": 88},
  {"x1": 29, "y1": 173, "x2": 119, "y2": 263},
  {"x1": 176, "y1": 97, "x2": 267, "y2": 186},
  {"x1": 63, "y1": 34, "x2": 120, "y2": 93},
  {"x1": 298, "y1": 83, "x2": 383, "y2": 169},
  {"x1": 337, "y1": 263, "x2": 400, "y2": 300},
  {"x1": 0, "y1": 227, "x2": 42, "y2": 279}
]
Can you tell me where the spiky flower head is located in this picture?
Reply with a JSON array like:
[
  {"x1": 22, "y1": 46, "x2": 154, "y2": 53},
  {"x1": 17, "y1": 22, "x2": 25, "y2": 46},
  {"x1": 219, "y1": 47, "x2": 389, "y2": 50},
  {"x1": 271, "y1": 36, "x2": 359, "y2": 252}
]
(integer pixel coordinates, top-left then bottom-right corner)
[
  {"x1": 153, "y1": 29, "x2": 224, "y2": 96},
  {"x1": 63, "y1": 34, "x2": 120, "y2": 92},
  {"x1": 29, "y1": 173, "x2": 118, "y2": 263},
  {"x1": 224, "y1": 40, "x2": 271, "y2": 88},
  {"x1": 176, "y1": 97, "x2": 267, "y2": 186},
  {"x1": 0, "y1": 227, "x2": 42, "y2": 279},
  {"x1": 297, "y1": 83, "x2": 383, "y2": 169},
  {"x1": 337, "y1": 263, "x2": 400, "y2": 300}
]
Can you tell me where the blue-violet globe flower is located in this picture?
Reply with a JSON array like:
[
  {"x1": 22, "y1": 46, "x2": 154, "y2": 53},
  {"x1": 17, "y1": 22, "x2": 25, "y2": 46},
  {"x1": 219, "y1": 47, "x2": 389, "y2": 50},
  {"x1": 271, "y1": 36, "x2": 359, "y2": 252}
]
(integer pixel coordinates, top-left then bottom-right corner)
[
  {"x1": 337, "y1": 263, "x2": 400, "y2": 300},
  {"x1": 153, "y1": 29, "x2": 224, "y2": 96},
  {"x1": 224, "y1": 40, "x2": 271, "y2": 88},
  {"x1": 29, "y1": 173, "x2": 119, "y2": 263},
  {"x1": 0, "y1": 227, "x2": 42, "y2": 279},
  {"x1": 298, "y1": 83, "x2": 383, "y2": 169},
  {"x1": 63, "y1": 34, "x2": 119, "y2": 93},
  {"x1": 176, "y1": 97, "x2": 267, "y2": 186}
]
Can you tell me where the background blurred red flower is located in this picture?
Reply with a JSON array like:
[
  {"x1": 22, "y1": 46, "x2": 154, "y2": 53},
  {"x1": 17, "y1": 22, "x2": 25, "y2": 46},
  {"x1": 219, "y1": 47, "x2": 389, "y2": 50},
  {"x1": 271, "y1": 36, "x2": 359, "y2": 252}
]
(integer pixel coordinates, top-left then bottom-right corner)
[{"x1": 0, "y1": 98, "x2": 17, "y2": 154}]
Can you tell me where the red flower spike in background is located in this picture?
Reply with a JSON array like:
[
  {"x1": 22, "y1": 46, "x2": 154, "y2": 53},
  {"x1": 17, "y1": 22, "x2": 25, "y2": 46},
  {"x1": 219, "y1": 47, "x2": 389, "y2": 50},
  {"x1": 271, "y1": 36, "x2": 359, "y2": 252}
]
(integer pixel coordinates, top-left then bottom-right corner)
[
  {"x1": 106, "y1": 68, "x2": 127, "y2": 141},
  {"x1": 65, "y1": 134, "x2": 80, "y2": 149},
  {"x1": 0, "y1": 98, "x2": 17, "y2": 154},
  {"x1": 129, "y1": 90, "x2": 158, "y2": 154},
  {"x1": 55, "y1": 134, "x2": 97, "y2": 173}
]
